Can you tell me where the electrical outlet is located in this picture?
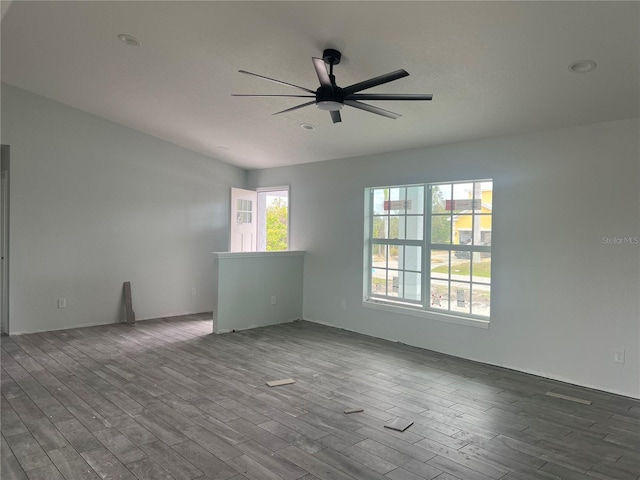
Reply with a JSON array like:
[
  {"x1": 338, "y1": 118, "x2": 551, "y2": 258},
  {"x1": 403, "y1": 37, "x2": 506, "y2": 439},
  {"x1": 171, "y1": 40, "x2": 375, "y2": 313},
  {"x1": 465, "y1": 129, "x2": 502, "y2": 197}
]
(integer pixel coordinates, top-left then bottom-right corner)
[
  {"x1": 271, "y1": 296, "x2": 277, "y2": 305},
  {"x1": 614, "y1": 350, "x2": 625, "y2": 364},
  {"x1": 341, "y1": 299, "x2": 346, "y2": 309},
  {"x1": 191, "y1": 287, "x2": 196, "y2": 296},
  {"x1": 58, "y1": 298, "x2": 66, "y2": 309}
]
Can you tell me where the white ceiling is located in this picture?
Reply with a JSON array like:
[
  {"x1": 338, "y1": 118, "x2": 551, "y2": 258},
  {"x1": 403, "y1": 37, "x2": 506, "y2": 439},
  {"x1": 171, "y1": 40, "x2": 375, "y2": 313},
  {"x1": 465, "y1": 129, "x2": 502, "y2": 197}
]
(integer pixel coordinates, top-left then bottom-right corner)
[{"x1": 2, "y1": 1, "x2": 638, "y2": 170}]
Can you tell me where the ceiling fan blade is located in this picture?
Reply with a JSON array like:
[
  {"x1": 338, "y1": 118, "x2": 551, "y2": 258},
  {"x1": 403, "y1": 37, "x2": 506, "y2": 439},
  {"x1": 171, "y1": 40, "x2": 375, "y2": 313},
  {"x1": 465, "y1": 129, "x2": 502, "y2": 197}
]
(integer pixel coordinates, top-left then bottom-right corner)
[
  {"x1": 272, "y1": 100, "x2": 316, "y2": 116},
  {"x1": 232, "y1": 94, "x2": 315, "y2": 98},
  {"x1": 239, "y1": 70, "x2": 315, "y2": 94},
  {"x1": 342, "y1": 69, "x2": 409, "y2": 95},
  {"x1": 344, "y1": 100, "x2": 401, "y2": 119},
  {"x1": 345, "y1": 93, "x2": 433, "y2": 101},
  {"x1": 312, "y1": 57, "x2": 333, "y2": 89},
  {"x1": 330, "y1": 110, "x2": 342, "y2": 123}
]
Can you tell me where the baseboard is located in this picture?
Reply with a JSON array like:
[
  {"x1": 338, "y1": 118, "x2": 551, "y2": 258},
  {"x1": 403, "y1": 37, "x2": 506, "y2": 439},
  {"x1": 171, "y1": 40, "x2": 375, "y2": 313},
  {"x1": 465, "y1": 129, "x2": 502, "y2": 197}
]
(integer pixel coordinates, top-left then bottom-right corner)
[
  {"x1": 301, "y1": 317, "x2": 640, "y2": 400},
  {"x1": 214, "y1": 317, "x2": 298, "y2": 334},
  {"x1": 8, "y1": 311, "x2": 213, "y2": 335}
]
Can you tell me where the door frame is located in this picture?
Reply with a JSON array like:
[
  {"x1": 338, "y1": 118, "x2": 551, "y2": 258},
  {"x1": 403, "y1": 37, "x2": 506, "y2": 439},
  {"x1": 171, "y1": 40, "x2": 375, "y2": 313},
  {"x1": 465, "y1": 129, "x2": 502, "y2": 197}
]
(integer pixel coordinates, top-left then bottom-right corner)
[{"x1": 1, "y1": 145, "x2": 10, "y2": 335}]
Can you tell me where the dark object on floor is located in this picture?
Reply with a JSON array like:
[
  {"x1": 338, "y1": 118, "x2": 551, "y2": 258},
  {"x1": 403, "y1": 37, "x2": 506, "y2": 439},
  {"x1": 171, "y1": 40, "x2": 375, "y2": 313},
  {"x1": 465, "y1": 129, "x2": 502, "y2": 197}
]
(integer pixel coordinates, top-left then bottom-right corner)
[
  {"x1": 384, "y1": 418, "x2": 414, "y2": 432},
  {"x1": 123, "y1": 281, "x2": 136, "y2": 324}
]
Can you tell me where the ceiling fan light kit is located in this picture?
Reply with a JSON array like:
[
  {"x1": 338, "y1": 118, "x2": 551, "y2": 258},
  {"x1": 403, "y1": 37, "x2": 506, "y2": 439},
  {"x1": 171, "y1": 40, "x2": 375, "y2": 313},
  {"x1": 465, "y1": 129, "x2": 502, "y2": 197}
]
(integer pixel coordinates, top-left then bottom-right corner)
[
  {"x1": 233, "y1": 49, "x2": 433, "y2": 124},
  {"x1": 317, "y1": 101, "x2": 343, "y2": 111}
]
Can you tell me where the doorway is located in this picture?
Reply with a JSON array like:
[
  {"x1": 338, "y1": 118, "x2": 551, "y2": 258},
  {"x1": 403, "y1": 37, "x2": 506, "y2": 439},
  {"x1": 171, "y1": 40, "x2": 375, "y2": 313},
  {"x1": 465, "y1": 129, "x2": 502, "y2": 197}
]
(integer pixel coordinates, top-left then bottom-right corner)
[
  {"x1": 1, "y1": 145, "x2": 9, "y2": 335},
  {"x1": 230, "y1": 187, "x2": 257, "y2": 252},
  {"x1": 229, "y1": 186, "x2": 290, "y2": 253}
]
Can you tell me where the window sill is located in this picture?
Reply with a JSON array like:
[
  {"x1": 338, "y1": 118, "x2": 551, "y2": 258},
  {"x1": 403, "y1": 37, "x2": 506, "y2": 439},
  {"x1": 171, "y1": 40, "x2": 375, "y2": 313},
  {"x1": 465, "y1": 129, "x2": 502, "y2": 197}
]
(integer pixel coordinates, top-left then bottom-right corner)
[{"x1": 362, "y1": 299, "x2": 490, "y2": 329}]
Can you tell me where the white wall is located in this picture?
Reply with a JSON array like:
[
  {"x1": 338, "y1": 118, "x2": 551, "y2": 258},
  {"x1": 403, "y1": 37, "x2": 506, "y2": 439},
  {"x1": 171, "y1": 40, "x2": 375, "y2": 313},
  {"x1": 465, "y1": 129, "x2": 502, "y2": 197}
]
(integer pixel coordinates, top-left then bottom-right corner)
[
  {"x1": 3, "y1": 81, "x2": 638, "y2": 397},
  {"x1": 1, "y1": 84, "x2": 246, "y2": 334},
  {"x1": 249, "y1": 118, "x2": 640, "y2": 399},
  {"x1": 212, "y1": 251, "x2": 304, "y2": 333}
]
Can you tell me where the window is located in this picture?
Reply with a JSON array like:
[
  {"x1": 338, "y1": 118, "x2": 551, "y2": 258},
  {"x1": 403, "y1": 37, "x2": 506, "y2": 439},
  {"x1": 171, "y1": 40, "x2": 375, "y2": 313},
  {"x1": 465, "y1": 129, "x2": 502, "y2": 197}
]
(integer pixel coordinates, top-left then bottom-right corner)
[
  {"x1": 257, "y1": 187, "x2": 289, "y2": 251},
  {"x1": 365, "y1": 180, "x2": 492, "y2": 324},
  {"x1": 236, "y1": 199, "x2": 253, "y2": 224}
]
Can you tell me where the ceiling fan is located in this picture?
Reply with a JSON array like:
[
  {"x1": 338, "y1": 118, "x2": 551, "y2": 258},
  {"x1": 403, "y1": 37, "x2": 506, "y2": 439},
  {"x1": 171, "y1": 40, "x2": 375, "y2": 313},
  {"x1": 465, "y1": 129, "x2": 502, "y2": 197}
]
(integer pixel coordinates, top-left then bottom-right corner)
[{"x1": 233, "y1": 49, "x2": 433, "y2": 124}]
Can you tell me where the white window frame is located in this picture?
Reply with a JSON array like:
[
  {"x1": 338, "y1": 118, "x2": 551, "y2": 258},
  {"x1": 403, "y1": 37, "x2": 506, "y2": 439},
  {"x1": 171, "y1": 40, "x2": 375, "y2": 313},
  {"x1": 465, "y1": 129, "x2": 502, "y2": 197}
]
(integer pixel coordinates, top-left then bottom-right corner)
[{"x1": 363, "y1": 180, "x2": 492, "y2": 329}]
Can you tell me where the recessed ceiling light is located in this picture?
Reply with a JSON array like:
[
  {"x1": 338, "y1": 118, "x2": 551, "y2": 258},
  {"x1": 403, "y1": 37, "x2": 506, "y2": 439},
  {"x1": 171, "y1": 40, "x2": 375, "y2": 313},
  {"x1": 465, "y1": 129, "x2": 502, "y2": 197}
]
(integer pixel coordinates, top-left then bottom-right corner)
[
  {"x1": 569, "y1": 60, "x2": 596, "y2": 73},
  {"x1": 117, "y1": 34, "x2": 140, "y2": 47},
  {"x1": 300, "y1": 123, "x2": 316, "y2": 130}
]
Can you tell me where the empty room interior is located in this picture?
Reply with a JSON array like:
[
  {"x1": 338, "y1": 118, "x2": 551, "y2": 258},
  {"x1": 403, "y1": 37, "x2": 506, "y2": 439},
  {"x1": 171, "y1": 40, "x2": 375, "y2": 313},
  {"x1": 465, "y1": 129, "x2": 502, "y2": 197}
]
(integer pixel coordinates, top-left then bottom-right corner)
[{"x1": 1, "y1": 2, "x2": 639, "y2": 480}]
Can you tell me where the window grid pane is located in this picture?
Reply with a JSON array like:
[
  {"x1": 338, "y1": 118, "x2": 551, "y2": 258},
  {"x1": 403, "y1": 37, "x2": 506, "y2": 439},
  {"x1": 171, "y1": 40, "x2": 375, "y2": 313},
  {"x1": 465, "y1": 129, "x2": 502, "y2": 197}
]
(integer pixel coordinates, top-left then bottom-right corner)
[
  {"x1": 367, "y1": 180, "x2": 492, "y2": 319},
  {"x1": 426, "y1": 180, "x2": 492, "y2": 318}
]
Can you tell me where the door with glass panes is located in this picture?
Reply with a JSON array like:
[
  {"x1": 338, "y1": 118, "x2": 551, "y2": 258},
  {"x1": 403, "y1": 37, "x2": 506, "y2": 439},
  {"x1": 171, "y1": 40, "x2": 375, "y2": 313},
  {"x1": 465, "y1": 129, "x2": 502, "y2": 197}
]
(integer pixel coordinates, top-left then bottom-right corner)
[{"x1": 230, "y1": 188, "x2": 257, "y2": 252}]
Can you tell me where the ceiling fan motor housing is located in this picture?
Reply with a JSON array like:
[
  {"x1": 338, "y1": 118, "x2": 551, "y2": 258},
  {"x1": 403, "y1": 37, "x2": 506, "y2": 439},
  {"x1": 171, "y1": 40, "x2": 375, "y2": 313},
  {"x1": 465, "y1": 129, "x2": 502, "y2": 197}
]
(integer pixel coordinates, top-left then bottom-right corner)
[
  {"x1": 316, "y1": 85, "x2": 344, "y2": 104},
  {"x1": 322, "y1": 48, "x2": 342, "y2": 66}
]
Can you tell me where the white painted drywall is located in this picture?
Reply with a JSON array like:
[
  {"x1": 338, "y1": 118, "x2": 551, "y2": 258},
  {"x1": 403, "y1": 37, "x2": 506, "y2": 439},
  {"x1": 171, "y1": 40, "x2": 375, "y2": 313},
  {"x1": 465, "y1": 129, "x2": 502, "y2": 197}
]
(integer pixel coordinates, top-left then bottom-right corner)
[
  {"x1": 248, "y1": 118, "x2": 640, "y2": 399},
  {"x1": 2, "y1": 84, "x2": 246, "y2": 333},
  {"x1": 212, "y1": 251, "x2": 303, "y2": 333}
]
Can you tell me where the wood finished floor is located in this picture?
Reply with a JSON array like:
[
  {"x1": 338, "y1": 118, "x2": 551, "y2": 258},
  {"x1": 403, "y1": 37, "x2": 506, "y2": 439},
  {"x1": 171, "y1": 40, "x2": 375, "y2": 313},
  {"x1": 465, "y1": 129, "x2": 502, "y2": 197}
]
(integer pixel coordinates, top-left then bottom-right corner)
[{"x1": 1, "y1": 314, "x2": 639, "y2": 480}]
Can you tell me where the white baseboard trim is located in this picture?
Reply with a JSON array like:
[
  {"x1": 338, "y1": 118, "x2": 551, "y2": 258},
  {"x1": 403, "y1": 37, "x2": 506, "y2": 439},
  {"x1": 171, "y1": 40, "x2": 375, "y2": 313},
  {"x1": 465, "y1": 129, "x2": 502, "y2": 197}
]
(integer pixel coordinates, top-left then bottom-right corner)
[
  {"x1": 301, "y1": 317, "x2": 639, "y2": 400},
  {"x1": 214, "y1": 317, "x2": 299, "y2": 335}
]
